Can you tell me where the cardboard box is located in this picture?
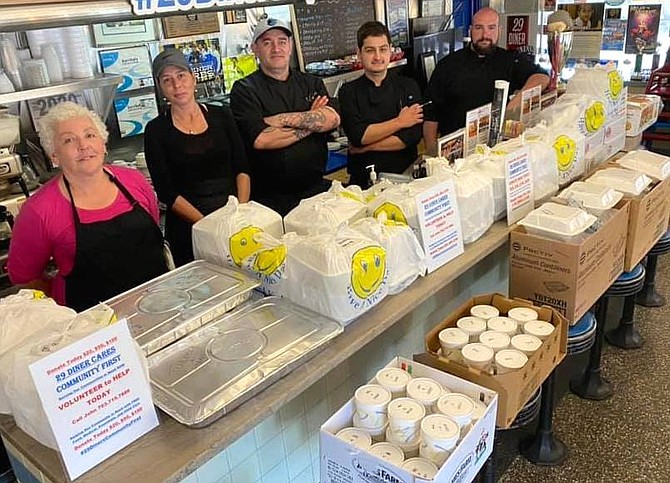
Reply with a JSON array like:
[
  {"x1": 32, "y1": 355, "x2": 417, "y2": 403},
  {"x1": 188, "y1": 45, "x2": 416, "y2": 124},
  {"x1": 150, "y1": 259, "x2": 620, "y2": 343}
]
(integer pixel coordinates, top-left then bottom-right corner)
[
  {"x1": 626, "y1": 94, "x2": 662, "y2": 136},
  {"x1": 509, "y1": 202, "x2": 629, "y2": 323},
  {"x1": 420, "y1": 294, "x2": 567, "y2": 429},
  {"x1": 320, "y1": 357, "x2": 497, "y2": 483},
  {"x1": 621, "y1": 176, "x2": 670, "y2": 271}
]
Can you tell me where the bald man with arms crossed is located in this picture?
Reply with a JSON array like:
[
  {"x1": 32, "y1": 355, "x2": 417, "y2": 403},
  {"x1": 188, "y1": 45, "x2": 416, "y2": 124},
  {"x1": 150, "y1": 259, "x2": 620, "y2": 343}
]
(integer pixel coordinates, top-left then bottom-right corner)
[{"x1": 423, "y1": 7, "x2": 549, "y2": 153}]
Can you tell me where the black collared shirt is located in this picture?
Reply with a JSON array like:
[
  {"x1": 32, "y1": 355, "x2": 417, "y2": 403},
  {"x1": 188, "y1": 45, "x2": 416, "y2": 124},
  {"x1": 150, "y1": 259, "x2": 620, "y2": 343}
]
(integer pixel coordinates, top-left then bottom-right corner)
[
  {"x1": 230, "y1": 68, "x2": 330, "y2": 201},
  {"x1": 424, "y1": 45, "x2": 546, "y2": 135},
  {"x1": 338, "y1": 72, "x2": 422, "y2": 187}
]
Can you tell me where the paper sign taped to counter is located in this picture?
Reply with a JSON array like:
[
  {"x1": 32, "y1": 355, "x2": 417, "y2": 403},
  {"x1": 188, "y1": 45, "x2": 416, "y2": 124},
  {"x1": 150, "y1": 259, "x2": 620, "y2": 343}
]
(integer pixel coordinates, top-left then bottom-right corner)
[
  {"x1": 415, "y1": 179, "x2": 464, "y2": 273},
  {"x1": 505, "y1": 146, "x2": 534, "y2": 225},
  {"x1": 29, "y1": 320, "x2": 158, "y2": 480}
]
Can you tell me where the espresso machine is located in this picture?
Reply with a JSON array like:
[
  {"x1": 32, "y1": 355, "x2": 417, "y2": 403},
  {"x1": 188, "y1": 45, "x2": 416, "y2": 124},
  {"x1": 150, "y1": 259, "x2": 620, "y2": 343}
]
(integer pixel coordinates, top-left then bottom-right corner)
[{"x1": 0, "y1": 106, "x2": 30, "y2": 198}]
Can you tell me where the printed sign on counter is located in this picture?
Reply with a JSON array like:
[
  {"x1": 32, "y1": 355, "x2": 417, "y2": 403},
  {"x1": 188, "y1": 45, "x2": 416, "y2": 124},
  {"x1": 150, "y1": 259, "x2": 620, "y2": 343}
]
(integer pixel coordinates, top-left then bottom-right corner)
[
  {"x1": 505, "y1": 146, "x2": 534, "y2": 225},
  {"x1": 29, "y1": 321, "x2": 158, "y2": 480},
  {"x1": 520, "y1": 85, "x2": 542, "y2": 127},
  {"x1": 464, "y1": 103, "x2": 491, "y2": 156},
  {"x1": 415, "y1": 179, "x2": 464, "y2": 273}
]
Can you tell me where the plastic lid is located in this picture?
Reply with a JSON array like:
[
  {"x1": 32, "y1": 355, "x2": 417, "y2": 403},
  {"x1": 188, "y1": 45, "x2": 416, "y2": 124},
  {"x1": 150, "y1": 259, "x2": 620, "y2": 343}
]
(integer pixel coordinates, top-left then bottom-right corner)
[
  {"x1": 388, "y1": 397, "x2": 426, "y2": 423},
  {"x1": 617, "y1": 150, "x2": 670, "y2": 181},
  {"x1": 518, "y1": 202, "x2": 597, "y2": 238},
  {"x1": 436, "y1": 393, "x2": 476, "y2": 421},
  {"x1": 355, "y1": 384, "x2": 392, "y2": 409},
  {"x1": 479, "y1": 330, "x2": 511, "y2": 351},
  {"x1": 470, "y1": 304, "x2": 499, "y2": 320},
  {"x1": 495, "y1": 349, "x2": 528, "y2": 370},
  {"x1": 511, "y1": 334, "x2": 543, "y2": 353},
  {"x1": 586, "y1": 168, "x2": 652, "y2": 197},
  {"x1": 421, "y1": 414, "x2": 460, "y2": 443},
  {"x1": 487, "y1": 316, "x2": 518, "y2": 335},
  {"x1": 336, "y1": 427, "x2": 372, "y2": 449},
  {"x1": 368, "y1": 442, "x2": 405, "y2": 465},
  {"x1": 461, "y1": 343, "x2": 494, "y2": 363},
  {"x1": 507, "y1": 307, "x2": 539, "y2": 323},
  {"x1": 557, "y1": 182, "x2": 624, "y2": 212},
  {"x1": 406, "y1": 377, "x2": 444, "y2": 405},
  {"x1": 523, "y1": 321, "x2": 555, "y2": 339},
  {"x1": 401, "y1": 458, "x2": 439, "y2": 479},
  {"x1": 456, "y1": 316, "x2": 487, "y2": 335},
  {"x1": 439, "y1": 327, "x2": 469, "y2": 348},
  {"x1": 375, "y1": 367, "x2": 412, "y2": 393}
]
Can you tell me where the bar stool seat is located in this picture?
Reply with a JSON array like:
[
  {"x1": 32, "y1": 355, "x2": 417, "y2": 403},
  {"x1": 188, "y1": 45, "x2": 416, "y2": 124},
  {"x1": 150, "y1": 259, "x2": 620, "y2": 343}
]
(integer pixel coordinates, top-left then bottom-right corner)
[
  {"x1": 606, "y1": 264, "x2": 646, "y2": 349},
  {"x1": 637, "y1": 229, "x2": 670, "y2": 307}
]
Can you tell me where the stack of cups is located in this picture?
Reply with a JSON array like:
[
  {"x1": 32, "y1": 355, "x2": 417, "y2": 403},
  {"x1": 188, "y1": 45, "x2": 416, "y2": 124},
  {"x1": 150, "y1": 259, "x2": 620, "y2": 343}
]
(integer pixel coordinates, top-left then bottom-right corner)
[
  {"x1": 386, "y1": 398, "x2": 425, "y2": 457},
  {"x1": 65, "y1": 26, "x2": 94, "y2": 78},
  {"x1": 40, "y1": 44, "x2": 63, "y2": 83},
  {"x1": 375, "y1": 367, "x2": 412, "y2": 399},
  {"x1": 419, "y1": 414, "x2": 460, "y2": 466},
  {"x1": 335, "y1": 427, "x2": 372, "y2": 450},
  {"x1": 456, "y1": 316, "x2": 487, "y2": 342},
  {"x1": 470, "y1": 304, "x2": 499, "y2": 320},
  {"x1": 354, "y1": 384, "x2": 391, "y2": 442},
  {"x1": 26, "y1": 28, "x2": 71, "y2": 79},
  {"x1": 401, "y1": 458, "x2": 439, "y2": 479},
  {"x1": 461, "y1": 343, "x2": 494, "y2": 372},
  {"x1": 0, "y1": 37, "x2": 23, "y2": 90},
  {"x1": 523, "y1": 320, "x2": 555, "y2": 340},
  {"x1": 368, "y1": 442, "x2": 405, "y2": 466},
  {"x1": 438, "y1": 327, "x2": 469, "y2": 362},
  {"x1": 406, "y1": 377, "x2": 445, "y2": 414},
  {"x1": 508, "y1": 307, "x2": 539, "y2": 325},
  {"x1": 436, "y1": 393, "x2": 475, "y2": 438},
  {"x1": 479, "y1": 330, "x2": 511, "y2": 353},
  {"x1": 487, "y1": 316, "x2": 518, "y2": 337}
]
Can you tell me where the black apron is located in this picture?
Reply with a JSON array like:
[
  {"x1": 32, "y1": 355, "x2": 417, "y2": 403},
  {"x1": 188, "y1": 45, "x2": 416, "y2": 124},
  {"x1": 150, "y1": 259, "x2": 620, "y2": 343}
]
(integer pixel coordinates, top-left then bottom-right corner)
[{"x1": 63, "y1": 171, "x2": 168, "y2": 312}]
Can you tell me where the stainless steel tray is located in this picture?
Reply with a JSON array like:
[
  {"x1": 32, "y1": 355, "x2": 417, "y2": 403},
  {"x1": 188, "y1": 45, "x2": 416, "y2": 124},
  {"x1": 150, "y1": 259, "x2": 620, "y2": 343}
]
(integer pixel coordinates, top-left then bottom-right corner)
[
  {"x1": 104, "y1": 260, "x2": 259, "y2": 356},
  {"x1": 147, "y1": 296, "x2": 343, "y2": 427}
]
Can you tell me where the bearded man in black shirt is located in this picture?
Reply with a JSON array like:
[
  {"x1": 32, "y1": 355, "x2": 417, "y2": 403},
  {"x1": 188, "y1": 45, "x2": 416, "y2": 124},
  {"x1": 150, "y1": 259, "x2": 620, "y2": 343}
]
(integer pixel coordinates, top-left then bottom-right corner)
[
  {"x1": 423, "y1": 7, "x2": 549, "y2": 154},
  {"x1": 230, "y1": 17, "x2": 340, "y2": 215}
]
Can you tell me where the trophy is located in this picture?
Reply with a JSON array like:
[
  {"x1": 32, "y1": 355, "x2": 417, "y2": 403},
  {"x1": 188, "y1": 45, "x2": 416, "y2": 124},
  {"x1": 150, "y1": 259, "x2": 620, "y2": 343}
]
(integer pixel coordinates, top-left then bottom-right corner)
[{"x1": 547, "y1": 29, "x2": 573, "y2": 92}]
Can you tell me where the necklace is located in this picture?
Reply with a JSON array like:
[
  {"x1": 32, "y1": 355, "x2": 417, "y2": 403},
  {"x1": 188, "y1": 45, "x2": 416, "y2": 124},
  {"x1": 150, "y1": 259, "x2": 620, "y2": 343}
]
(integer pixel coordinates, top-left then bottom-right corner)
[{"x1": 172, "y1": 107, "x2": 205, "y2": 135}]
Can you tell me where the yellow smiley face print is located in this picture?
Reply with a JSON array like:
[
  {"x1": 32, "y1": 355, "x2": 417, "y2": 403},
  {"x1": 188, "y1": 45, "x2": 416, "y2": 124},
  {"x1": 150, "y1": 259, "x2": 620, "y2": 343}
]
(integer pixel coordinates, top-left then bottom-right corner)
[
  {"x1": 252, "y1": 244, "x2": 287, "y2": 276},
  {"x1": 373, "y1": 202, "x2": 408, "y2": 225},
  {"x1": 584, "y1": 101, "x2": 606, "y2": 133},
  {"x1": 351, "y1": 246, "x2": 386, "y2": 299},
  {"x1": 229, "y1": 226, "x2": 263, "y2": 267},
  {"x1": 608, "y1": 70, "x2": 623, "y2": 100},
  {"x1": 553, "y1": 135, "x2": 576, "y2": 172}
]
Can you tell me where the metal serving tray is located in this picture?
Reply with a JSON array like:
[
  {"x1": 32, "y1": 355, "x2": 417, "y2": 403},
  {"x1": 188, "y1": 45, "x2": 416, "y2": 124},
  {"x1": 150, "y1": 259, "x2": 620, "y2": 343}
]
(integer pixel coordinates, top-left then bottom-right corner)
[
  {"x1": 104, "y1": 260, "x2": 259, "y2": 356},
  {"x1": 147, "y1": 296, "x2": 343, "y2": 427}
]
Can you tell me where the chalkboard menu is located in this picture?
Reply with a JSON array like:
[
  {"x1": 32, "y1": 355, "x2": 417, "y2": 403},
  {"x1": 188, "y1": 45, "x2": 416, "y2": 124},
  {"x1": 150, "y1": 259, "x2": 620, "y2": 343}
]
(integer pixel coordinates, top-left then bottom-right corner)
[{"x1": 294, "y1": 0, "x2": 376, "y2": 65}]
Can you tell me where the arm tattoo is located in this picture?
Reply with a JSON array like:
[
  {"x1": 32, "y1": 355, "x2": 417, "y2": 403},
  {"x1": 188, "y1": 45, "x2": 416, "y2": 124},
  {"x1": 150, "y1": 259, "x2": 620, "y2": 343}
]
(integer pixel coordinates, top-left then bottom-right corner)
[
  {"x1": 293, "y1": 129, "x2": 311, "y2": 140},
  {"x1": 278, "y1": 110, "x2": 327, "y2": 131}
]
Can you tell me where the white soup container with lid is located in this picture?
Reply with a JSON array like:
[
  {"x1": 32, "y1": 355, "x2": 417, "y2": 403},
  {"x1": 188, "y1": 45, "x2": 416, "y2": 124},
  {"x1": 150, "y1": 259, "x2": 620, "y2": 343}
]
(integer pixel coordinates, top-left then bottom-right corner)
[
  {"x1": 523, "y1": 320, "x2": 555, "y2": 340},
  {"x1": 438, "y1": 327, "x2": 469, "y2": 362},
  {"x1": 511, "y1": 333, "x2": 543, "y2": 356},
  {"x1": 387, "y1": 397, "x2": 425, "y2": 444},
  {"x1": 478, "y1": 330, "x2": 511, "y2": 353},
  {"x1": 487, "y1": 316, "x2": 518, "y2": 337},
  {"x1": 461, "y1": 343, "x2": 494, "y2": 372},
  {"x1": 495, "y1": 349, "x2": 529, "y2": 374},
  {"x1": 436, "y1": 392, "x2": 476, "y2": 436},
  {"x1": 354, "y1": 384, "x2": 391, "y2": 429},
  {"x1": 368, "y1": 442, "x2": 405, "y2": 465},
  {"x1": 375, "y1": 367, "x2": 412, "y2": 399},
  {"x1": 336, "y1": 427, "x2": 372, "y2": 450},
  {"x1": 456, "y1": 316, "x2": 487, "y2": 342},
  {"x1": 406, "y1": 377, "x2": 443, "y2": 413},
  {"x1": 401, "y1": 457, "x2": 439, "y2": 479},
  {"x1": 470, "y1": 304, "x2": 499, "y2": 320},
  {"x1": 419, "y1": 413, "x2": 460, "y2": 466},
  {"x1": 507, "y1": 307, "x2": 539, "y2": 324}
]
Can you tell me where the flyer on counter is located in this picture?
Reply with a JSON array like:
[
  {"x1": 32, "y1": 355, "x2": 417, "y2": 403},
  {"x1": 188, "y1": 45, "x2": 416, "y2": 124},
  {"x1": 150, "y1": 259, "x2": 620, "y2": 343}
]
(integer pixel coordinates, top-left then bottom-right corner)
[
  {"x1": 504, "y1": 146, "x2": 534, "y2": 225},
  {"x1": 99, "y1": 46, "x2": 154, "y2": 93},
  {"x1": 29, "y1": 321, "x2": 158, "y2": 480},
  {"x1": 415, "y1": 179, "x2": 464, "y2": 273},
  {"x1": 464, "y1": 103, "x2": 491, "y2": 156},
  {"x1": 437, "y1": 128, "x2": 465, "y2": 164},
  {"x1": 520, "y1": 85, "x2": 542, "y2": 127}
]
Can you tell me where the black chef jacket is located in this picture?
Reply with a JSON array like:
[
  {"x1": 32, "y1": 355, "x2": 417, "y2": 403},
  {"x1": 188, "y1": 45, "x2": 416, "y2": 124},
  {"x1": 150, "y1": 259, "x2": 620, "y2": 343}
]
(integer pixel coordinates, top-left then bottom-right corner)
[
  {"x1": 424, "y1": 45, "x2": 546, "y2": 135},
  {"x1": 339, "y1": 72, "x2": 422, "y2": 188},
  {"x1": 230, "y1": 69, "x2": 331, "y2": 213}
]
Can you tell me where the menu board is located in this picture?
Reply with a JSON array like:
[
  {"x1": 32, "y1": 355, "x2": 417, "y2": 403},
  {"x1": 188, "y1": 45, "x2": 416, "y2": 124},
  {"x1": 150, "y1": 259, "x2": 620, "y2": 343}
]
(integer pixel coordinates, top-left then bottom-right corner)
[{"x1": 294, "y1": 0, "x2": 376, "y2": 64}]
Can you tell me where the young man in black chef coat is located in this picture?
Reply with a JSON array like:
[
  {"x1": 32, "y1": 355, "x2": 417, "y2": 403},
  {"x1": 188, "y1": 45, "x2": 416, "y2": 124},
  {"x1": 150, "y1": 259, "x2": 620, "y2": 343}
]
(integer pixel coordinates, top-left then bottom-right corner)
[
  {"x1": 338, "y1": 21, "x2": 424, "y2": 188},
  {"x1": 423, "y1": 7, "x2": 549, "y2": 153},
  {"x1": 230, "y1": 17, "x2": 340, "y2": 215}
]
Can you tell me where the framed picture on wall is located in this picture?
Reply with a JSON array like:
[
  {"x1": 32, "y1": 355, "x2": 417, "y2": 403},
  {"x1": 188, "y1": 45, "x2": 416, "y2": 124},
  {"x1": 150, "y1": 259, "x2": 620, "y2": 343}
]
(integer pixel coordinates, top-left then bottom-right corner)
[
  {"x1": 386, "y1": 0, "x2": 410, "y2": 48},
  {"x1": 421, "y1": 0, "x2": 445, "y2": 17},
  {"x1": 420, "y1": 51, "x2": 437, "y2": 83},
  {"x1": 92, "y1": 20, "x2": 157, "y2": 46},
  {"x1": 224, "y1": 10, "x2": 247, "y2": 25}
]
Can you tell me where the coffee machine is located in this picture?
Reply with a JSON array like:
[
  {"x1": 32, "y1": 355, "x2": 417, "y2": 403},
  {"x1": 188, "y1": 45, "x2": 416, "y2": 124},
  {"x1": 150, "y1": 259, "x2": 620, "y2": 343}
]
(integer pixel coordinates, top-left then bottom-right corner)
[{"x1": 0, "y1": 107, "x2": 30, "y2": 197}]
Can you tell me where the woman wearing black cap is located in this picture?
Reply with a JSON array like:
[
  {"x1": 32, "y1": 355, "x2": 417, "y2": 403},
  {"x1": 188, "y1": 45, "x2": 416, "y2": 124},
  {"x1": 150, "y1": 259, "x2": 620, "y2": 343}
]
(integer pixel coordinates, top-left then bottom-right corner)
[{"x1": 144, "y1": 49, "x2": 251, "y2": 266}]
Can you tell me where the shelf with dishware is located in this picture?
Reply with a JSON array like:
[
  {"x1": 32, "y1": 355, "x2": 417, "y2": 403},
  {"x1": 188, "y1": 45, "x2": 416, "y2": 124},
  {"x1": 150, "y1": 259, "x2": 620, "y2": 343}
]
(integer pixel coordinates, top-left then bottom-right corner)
[{"x1": 0, "y1": 74, "x2": 123, "y2": 106}]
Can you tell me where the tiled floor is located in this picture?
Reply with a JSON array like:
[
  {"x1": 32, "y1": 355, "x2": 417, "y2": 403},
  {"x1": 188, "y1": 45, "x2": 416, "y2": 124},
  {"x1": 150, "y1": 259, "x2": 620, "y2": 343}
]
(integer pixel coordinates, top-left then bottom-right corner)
[{"x1": 500, "y1": 254, "x2": 670, "y2": 483}]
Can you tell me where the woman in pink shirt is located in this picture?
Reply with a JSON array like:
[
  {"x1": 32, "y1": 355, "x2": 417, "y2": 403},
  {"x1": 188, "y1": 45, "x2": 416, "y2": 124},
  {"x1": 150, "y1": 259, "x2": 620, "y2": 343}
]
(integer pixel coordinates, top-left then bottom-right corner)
[{"x1": 7, "y1": 102, "x2": 168, "y2": 311}]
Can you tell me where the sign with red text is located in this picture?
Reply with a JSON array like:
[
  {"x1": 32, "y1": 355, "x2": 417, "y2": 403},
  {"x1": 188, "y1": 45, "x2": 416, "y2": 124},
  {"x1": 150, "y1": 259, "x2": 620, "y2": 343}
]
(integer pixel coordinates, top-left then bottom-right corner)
[
  {"x1": 506, "y1": 15, "x2": 531, "y2": 53},
  {"x1": 29, "y1": 321, "x2": 158, "y2": 480},
  {"x1": 415, "y1": 179, "x2": 464, "y2": 273},
  {"x1": 504, "y1": 147, "x2": 534, "y2": 225}
]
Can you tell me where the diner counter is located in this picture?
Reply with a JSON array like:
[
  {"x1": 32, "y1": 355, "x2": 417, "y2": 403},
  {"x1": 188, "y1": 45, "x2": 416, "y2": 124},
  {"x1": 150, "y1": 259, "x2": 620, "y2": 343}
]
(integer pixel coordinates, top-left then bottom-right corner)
[{"x1": 0, "y1": 221, "x2": 512, "y2": 483}]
